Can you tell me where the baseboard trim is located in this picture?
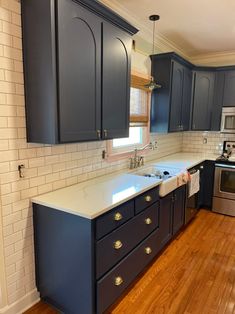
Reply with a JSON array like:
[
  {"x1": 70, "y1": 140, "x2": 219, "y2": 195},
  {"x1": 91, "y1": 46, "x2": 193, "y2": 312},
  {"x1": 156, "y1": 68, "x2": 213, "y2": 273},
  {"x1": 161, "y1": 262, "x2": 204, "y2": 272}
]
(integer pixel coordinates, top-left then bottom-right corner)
[{"x1": 0, "y1": 290, "x2": 39, "y2": 314}]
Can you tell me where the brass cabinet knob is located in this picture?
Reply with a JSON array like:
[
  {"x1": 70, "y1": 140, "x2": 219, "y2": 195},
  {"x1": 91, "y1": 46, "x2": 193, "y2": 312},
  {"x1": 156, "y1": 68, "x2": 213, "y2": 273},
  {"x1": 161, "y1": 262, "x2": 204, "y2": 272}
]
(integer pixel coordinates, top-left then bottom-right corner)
[
  {"x1": 114, "y1": 212, "x2": 123, "y2": 221},
  {"x1": 113, "y1": 240, "x2": 123, "y2": 250},
  {"x1": 145, "y1": 217, "x2": 152, "y2": 225},
  {"x1": 114, "y1": 276, "x2": 124, "y2": 286},
  {"x1": 145, "y1": 195, "x2": 152, "y2": 202},
  {"x1": 145, "y1": 247, "x2": 152, "y2": 255}
]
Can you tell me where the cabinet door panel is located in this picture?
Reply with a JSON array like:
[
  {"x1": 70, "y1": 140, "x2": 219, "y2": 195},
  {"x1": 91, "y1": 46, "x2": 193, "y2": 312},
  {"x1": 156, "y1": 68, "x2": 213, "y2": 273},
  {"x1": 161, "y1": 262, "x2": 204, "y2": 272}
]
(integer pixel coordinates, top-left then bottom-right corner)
[
  {"x1": 102, "y1": 22, "x2": 132, "y2": 140},
  {"x1": 192, "y1": 71, "x2": 215, "y2": 131},
  {"x1": 57, "y1": 0, "x2": 101, "y2": 142},
  {"x1": 182, "y1": 67, "x2": 192, "y2": 131},
  {"x1": 159, "y1": 193, "x2": 173, "y2": 247},
  {"x1": 223, "y1": 71, "x2": 235, "y2": 107},
  {"x1": 173, "y1": 186, "x2": 185, "y2": 235},
  {"x1": 211, "y1": 72, "x2": 224, "y2": 131},
  {"x1": 169, "y1": 61, "x2": 183, "y2": 132}
]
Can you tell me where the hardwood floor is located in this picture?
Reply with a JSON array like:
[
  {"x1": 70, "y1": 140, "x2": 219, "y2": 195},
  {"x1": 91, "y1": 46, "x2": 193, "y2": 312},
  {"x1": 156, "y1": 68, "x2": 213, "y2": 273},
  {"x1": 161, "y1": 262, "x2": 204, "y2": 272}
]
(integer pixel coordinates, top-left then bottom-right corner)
[{"x1": 24, "y1": 210, "x2": 235, "y2": 314}]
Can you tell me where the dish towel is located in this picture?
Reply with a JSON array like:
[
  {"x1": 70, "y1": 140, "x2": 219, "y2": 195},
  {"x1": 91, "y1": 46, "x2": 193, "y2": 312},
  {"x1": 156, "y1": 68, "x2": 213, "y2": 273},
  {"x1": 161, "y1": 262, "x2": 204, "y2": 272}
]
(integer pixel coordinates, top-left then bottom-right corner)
[
  {"x1": 188, "y1": 170, "x2": 200, "y2": 198},
  {"x1": 177, "y1": 171, "x2": 189, "y2": 187}
]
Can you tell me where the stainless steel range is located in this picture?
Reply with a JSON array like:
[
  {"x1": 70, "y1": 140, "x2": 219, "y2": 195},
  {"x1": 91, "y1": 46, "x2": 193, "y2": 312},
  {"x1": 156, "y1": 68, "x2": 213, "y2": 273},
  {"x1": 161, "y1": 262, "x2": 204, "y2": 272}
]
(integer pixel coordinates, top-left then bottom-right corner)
[{"x1": 213, "y1": 141, "x2": 235, "y2": 217}]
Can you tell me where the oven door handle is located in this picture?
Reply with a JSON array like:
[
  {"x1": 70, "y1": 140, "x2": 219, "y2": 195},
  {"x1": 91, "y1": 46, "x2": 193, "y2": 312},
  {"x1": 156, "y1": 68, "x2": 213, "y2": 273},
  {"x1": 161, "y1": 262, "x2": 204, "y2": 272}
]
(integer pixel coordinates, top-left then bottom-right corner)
[{"x1": 215, "y1": 163, "x2": 235, "y2": 170}]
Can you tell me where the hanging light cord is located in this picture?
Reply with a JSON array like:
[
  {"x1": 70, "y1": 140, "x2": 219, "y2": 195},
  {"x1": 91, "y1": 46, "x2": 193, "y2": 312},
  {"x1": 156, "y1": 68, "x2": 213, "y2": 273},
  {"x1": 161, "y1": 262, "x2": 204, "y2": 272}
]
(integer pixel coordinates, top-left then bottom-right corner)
[{"x1": 152, "y1": 20, "x2": 155, "y2": 55}]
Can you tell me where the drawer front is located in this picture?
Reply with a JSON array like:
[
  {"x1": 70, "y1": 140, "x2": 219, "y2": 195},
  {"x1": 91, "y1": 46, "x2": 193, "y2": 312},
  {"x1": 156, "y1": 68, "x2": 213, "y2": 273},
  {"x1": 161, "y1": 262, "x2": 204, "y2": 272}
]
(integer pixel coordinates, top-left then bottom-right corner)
[
  {"x1": 96, "y1": 200, "x2": 134, "y2": 240},
  {"x1": 135, "y1": 187, "x2": 159, "y2": 214},
  {"x1": 96, "y1": 202, "x2": 159, "y2": 279},
  {"x1": 97, "y1": 227, "x2": 162, "y2": 314}
]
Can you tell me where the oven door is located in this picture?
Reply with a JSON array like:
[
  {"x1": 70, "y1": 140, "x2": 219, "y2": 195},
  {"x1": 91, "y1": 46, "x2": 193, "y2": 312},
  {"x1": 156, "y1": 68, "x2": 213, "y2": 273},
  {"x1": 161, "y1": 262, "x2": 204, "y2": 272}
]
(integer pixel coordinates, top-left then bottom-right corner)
[
  {"x1": 214, "y1": 164, "x2": 235, "y2": 200},
  {"x1": 221, "y1": 112, "x2": 235, "y2": 133}
]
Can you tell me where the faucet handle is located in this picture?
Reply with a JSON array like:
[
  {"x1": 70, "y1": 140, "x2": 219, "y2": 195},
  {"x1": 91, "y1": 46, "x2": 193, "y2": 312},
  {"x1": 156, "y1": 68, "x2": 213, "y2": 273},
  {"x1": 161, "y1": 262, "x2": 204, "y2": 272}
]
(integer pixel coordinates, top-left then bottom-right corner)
[
  {"x1": 139, "y1": 156, "x2": 144, "y2": 166},
  {"x1": 129, "y1": 157, "x2": 135, "y2": 169}
]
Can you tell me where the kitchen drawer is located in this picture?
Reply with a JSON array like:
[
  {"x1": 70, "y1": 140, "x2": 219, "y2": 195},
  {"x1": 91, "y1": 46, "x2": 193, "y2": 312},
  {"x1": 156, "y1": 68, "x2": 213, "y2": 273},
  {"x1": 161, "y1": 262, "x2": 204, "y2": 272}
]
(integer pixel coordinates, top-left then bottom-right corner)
[
  {"x1": 96, "y1": 226, "x2": 162, "y2": 314},
  {"x1": 96, "y1": 202, "x2": 159, "y2": 279},
  {"x1": 96, "y1": 200, "x2": 134, "y2": 240},
  {"x1": 135, "y1": 187, "x2": 159, "y2": 214}
]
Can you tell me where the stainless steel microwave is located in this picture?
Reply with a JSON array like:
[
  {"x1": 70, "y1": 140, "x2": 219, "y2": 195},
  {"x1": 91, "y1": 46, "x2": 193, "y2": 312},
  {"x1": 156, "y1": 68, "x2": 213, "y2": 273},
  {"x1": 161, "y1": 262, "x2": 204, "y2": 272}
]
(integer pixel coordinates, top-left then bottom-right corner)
[{"x1": 221, "y1": 107, "x2": 235, "y2": 133}]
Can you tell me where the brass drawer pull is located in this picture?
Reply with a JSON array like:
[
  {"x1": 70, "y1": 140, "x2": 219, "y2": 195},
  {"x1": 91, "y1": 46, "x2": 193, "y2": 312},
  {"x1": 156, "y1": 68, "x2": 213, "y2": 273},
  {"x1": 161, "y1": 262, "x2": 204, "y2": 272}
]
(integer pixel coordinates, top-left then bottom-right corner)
[
  {"x1": 145, "y1": 195, "x2": 152, "y2": 202},
  {"x1": 145, "y1": 217, "x2": 152, "y2": 225},
  {"x1": 113, "y1": 240, "x2": 123, "y2": 250},
  {"x1": 145, "y1": 247, "x2": 152, "y2": 255},
  {"x1": 114, "y1": 276, "x2": 124, "y2": 286},
  {"x1": 114, "y1": 212, "x2": 123, "y2": 221}
]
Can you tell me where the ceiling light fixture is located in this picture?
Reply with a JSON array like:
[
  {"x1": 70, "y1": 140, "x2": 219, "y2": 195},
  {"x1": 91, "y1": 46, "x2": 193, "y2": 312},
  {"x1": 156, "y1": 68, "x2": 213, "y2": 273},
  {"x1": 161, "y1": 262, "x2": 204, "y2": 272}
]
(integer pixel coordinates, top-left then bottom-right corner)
[{"x1": 144, "y1": 15, "x2": 162, "y2": 91}]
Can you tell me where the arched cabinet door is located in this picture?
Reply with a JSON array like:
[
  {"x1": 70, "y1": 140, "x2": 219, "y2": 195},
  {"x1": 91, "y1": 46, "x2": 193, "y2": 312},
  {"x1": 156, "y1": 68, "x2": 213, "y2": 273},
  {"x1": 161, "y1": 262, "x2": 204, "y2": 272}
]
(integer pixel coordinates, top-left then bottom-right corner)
[
  {"x1": 192, "y1": 71, "x2": 215, "y2": 131},
  {"x1": 102, "y1": 22, "x2": 132, "y2": 140},
  {"x1": 169, "y1": 61, "x2": 184, "y2": 132},
  {"x1": 223, "y1": 71, "x2": 235, "y2": 107},
  {"x1": 57, "y1": 0, "x2": 102, "y2": 143}
]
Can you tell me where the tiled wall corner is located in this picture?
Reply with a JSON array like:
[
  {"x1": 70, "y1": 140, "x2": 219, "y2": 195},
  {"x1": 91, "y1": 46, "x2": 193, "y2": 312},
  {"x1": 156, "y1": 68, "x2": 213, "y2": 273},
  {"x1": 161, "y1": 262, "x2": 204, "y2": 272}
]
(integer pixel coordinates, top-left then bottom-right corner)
[
  {"x1": 182, "y1": 131, "x2": 235, "y2": 155},
  {"x1": 0, "y1": 0, "x2": 183, "y2": 310}
]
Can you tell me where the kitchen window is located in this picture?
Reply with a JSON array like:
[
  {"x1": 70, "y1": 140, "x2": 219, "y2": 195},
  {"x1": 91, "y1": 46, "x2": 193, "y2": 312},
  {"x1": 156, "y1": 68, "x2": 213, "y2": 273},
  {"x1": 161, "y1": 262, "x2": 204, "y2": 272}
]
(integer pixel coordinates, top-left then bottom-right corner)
[{"x1": 106, "y1": 72, "x2": 151, "y2": 160}]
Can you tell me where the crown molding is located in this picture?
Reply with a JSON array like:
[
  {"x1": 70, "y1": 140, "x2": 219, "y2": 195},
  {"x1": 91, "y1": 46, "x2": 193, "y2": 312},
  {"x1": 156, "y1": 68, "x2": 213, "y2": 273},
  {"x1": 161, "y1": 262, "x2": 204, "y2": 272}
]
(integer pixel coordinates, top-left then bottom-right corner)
[
  {"x1": 100, "y1": 0, "x2": 235, "y2": 66},
  {"x1": 100, "y1": 0, "x2": 190, "y2": 59},
  {"x1": 190, "y1": 51, "x2": 235, "y2": 66}
]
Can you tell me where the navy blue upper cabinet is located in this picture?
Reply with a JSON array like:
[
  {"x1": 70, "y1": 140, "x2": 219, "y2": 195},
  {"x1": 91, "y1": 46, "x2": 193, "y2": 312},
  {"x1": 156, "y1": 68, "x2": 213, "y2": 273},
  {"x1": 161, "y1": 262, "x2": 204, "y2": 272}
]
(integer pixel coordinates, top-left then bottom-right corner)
[
  {"x1": 57, "y1": 0, "x2": 102, "y2": 143},
  {"x1": 150, "y1": 53, "x2": 193, "y2": 133},
  {"x1": 169, "y1": 61, "x2": 184, "y2": 132},
  {"x1": 223, "y1": 71, "x2": 235, "y2": 107},
  {"x1": 22, "y1": 0, "x2": 138, "y2": 144},
  {"x1": 182, "y1": 67, "x2": 193, "y2": 131},
  {"x1": 102, "y1": 23, "x2": 131, "y2": 140},
  {"x1": 191, "y1": 71, "x2": 215, "y2": 131}
]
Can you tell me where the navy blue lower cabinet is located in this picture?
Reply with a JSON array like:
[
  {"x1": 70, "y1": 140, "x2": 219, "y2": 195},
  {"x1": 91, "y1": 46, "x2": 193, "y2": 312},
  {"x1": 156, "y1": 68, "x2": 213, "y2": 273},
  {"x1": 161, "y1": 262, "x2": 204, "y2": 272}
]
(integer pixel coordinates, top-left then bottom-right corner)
[
  {"x1": 33, "y1": 185, "x2": 187, "y2": 314},
  {"x1": 96, "y1": 203, "x2": 159, "y2": 279},
  {"x1": 95, "y1": 200, "x2": 135, "y2": 240},
  {"x1": 201, "y1": 160, "x2": 215, "y2": 208},
  {"x1": 96, "y1": 227, "x2": 162, "y2": 314},
  {"x1": 173, "y1": 186, "x2": 186, "y2": 235},
  {"x1": 135, "y1": 187, "x2": 159, "y2": 214},
  {"x1": 159, "y1": 186, "x2": 186, "y2": 246},
  {"x1": 33, "y1": 204, "x2": 95, "y2": 314},
  {"x1": 159, "y1": 192, "x2": 173, "y2": 247}
]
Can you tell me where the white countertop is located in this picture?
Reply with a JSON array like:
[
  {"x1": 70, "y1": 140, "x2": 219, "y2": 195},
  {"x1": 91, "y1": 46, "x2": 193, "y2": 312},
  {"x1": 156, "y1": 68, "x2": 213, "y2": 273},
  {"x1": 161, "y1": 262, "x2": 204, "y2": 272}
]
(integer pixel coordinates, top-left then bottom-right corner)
[
  {"x1": 32, "y1": 152, "x2": 218, "y2": 219},
  {"x1": 151, "y1": 152, "x2": 217, "y2": 170},
  {"x1": 32, "y1": 173, "x2": 162, "y2": 219}
]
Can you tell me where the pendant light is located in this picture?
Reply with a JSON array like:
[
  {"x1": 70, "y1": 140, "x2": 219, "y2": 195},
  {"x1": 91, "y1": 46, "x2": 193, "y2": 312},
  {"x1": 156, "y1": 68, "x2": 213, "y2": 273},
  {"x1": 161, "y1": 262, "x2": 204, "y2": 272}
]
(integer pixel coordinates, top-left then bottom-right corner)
[{"x1": 144, "y1": 15, "x2": 162, "y2": 91}]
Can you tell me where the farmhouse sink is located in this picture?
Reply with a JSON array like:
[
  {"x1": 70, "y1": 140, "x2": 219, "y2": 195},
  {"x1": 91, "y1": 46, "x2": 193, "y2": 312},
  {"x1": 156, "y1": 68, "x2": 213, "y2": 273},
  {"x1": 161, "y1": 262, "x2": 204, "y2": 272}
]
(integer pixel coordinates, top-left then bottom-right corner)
[{"x1": 133, "y1": 165, "x2": 184, "y2": 197}]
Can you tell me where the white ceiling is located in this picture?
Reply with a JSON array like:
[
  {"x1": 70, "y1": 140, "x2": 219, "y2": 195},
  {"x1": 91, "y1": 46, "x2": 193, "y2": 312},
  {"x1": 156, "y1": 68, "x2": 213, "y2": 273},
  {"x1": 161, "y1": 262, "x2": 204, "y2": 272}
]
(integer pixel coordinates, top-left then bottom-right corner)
[{"x1": 101, "y1": 0, "x2": 235, "y2": 58}]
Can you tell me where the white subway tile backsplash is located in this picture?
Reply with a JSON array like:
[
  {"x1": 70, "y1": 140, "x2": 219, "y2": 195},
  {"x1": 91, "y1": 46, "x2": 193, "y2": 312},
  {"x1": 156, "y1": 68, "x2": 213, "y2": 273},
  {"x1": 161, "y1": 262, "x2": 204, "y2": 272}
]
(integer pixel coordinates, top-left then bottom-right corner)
[{"x1": 182, "y1": 131, "x2": 235, "y2": 155}]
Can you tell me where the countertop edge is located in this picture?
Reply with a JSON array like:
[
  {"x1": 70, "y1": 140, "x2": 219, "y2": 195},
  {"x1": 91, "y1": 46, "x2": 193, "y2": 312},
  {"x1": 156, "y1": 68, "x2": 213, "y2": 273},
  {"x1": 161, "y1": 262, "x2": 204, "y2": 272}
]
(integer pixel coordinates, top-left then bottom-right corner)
[{"x1": 32, "y1": 179, "x2": 162, "y2": 219}]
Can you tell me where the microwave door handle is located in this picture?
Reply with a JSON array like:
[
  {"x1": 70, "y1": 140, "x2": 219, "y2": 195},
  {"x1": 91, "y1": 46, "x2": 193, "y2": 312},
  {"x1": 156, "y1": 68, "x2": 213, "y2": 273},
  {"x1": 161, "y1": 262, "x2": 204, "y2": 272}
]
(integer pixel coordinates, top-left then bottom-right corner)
[{"x1": 221, "y1": 114, "x2": 225, "y2": 132}]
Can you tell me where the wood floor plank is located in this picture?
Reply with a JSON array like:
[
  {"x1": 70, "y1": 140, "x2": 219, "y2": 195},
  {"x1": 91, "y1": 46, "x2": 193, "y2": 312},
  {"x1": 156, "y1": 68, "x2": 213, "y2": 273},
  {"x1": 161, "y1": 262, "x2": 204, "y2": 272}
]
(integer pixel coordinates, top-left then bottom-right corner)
[{"x1": 24, "y1": 210, "x2": 235, "y2": 314}]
